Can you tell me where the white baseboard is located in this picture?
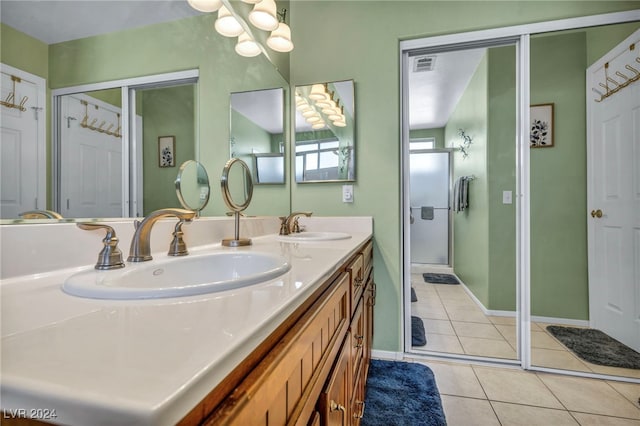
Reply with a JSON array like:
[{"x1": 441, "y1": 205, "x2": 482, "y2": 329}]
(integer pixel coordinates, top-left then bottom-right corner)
[
  {"x1": 531, "y1": 316, "x2": 589, "y2": 327},
  {"x1": 371, "y1": 349, "x2": 404, "y2": 360}
]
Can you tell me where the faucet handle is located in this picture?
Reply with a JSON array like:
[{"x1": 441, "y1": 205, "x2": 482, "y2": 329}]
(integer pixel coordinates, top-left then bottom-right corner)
[
  {"x1": 278, "y1": 216, "x2": 289, "y2": 235},
  {"x1": 168, "y1": 220, "x2": 190, "y2": 256},
  {"x1": 77, "y1": 223, "x2": 125, "y2": 270}
]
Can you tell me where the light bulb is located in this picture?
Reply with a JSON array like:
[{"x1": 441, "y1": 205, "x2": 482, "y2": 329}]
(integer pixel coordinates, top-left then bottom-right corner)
[
  {"x1": 306, "y1": 115, "x2": 321, "y2": 123},
  {"x1": 249, "y1": 0, "x2": 279, "y2": 31},
  {"x1": 267, "y1": 23, "x2": 294, "y2": 52},
  {"x1": 187, "y1": 0, "x2": 222, "y2": 12},
  {"x1": 302, "y1": 109, "x2": 318, "y2": 118},
  {"x1": 235, "y1": 32, "x2": 261, "y2": 57},
  {"x1": 241, "y1": 0, "x2": 261, "y2": 3},
  {"x1": 309, "y1": 84, "x2": 328, "y2": 101},
  {"x1": 215, "y1": 6, "x2": 244, "y2": 37},
  {"x1": 312, "y1": 121, "x2": 326, "y2": 130},
  {"x1": 333, "y1": 118, "x2": 347, "y2": 127}
]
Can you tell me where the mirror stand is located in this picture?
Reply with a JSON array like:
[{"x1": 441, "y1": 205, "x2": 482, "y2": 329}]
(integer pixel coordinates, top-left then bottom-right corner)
[{"x1": 220, "y1": 158, "x2": 254, "y2": 247}]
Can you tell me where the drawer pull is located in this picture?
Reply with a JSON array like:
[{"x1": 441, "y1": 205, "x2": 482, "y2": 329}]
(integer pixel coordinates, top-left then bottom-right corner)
[
  {"x1": 354, "y1": 334, "x2": 364, "y2": 348},
  {"x1": 354, "y1": 277, "x2": 363, "y2": 287},
  {"x1": 330, "y1": 400, "x2": 347, "y2": 425},
  {"x1": 353, "y1": 400, "x2": 365, "y2": 419}
]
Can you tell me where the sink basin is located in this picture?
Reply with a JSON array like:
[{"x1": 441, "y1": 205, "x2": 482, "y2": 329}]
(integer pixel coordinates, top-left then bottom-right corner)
[
  {"x1": 277, "y1": 231, "x2": 351, "y2": 242},
  {"x1": 62, "y1": 252, "x2": 291, "y2": 300}
]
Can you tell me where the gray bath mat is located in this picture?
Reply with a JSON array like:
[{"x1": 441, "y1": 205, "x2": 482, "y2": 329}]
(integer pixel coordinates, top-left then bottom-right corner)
[
  {"x1": 412, "y1": 316, "x2": 426, "y2": 346},
  {"x1": 547, "y1": 325, "x2": 640, "y2": 369},
  {"x1": 423, "y1": 273, "x2": 460, "y2": 285},
  {"x1": 411, "y1": 287, "x2": 417, "y2": 302}
]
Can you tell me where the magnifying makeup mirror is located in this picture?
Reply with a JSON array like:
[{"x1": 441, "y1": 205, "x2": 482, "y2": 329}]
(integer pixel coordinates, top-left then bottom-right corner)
[
  {"x1": 220, "y1": 158, "x2": 253, "y2": 246},
  {"x1": 175, "y1": 160, "x2": 211, "y2": 216}
]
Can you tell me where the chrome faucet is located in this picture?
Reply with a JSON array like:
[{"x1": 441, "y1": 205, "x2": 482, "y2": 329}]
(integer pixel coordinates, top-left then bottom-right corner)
[
  {"x1": 128, "y1": 208, "x2": 196, "y2": 262},
  {"x1": 279, "y1": 211, "x2": 312, "y2": 235}
]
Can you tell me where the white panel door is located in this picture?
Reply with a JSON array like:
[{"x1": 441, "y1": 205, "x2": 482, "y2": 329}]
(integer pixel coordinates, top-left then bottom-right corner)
[
  {"x1": 0, "y1": 65, "x2": 46, "y2": 218},
  {"x1": 587, "y1": 29, "x2": 640, "y2": 351},
  {"x1": 60, "y1": 94, "x2": 123, "y2": 218}
]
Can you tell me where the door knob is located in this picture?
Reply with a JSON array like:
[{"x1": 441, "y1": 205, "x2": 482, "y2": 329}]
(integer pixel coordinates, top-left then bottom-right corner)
[{"x1": 590, "y1": 209, "x2": 603, "y2": 218}]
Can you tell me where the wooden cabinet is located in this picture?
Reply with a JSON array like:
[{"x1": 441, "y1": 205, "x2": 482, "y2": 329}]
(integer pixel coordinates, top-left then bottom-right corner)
[{"x1": 183, "y1": 239, "x2": 374, "y2": 426}]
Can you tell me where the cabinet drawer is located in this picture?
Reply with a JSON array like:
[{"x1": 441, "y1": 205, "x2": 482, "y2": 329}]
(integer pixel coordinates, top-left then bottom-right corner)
[
  {"x1": 347, "y1": 254, "x2": 364, "y2": 315},
  {"x1": 206, "y1": 273, "x2": 351, "y2": 426}
]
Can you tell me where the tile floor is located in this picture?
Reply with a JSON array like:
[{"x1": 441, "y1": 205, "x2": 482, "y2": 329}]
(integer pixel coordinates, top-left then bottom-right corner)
[
  {"x1": 404, "y1": 358, "x2": 640, "y2": 425},
  {"x1": 410, "y1": 271, "x2": 640, "y2": 379}
]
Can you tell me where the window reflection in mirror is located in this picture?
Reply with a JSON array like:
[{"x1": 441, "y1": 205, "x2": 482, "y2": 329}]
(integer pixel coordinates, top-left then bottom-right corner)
[
  {"x1": 294, "y1": 80, "x2": 355, "y2": 182},
  {"x1": 230, "y1": 88, "x2": 285, "y2": 185}
]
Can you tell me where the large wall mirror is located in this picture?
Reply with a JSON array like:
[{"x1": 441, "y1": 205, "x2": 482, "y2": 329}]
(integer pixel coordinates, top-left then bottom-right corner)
[
  {"x1": 402, "y1": 14, "x2": 640, "y2": 383},
  {"x1": 230, "y1": 88, "x2": 285, "y2": 185},
  {"x1": 1, "y1": 0, "x2": 292, "y2": 222},
  {"x1": 294, "y1": 80, "x2": 355, "y2": 183},
  {"x1": 53, "y1": 74, "x2": 198, "y2": 219}
]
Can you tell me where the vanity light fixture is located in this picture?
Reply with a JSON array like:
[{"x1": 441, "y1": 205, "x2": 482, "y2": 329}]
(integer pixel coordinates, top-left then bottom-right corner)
[
  {"x1": 309, "y1": 84, "x2": 329, "y2": 101},
  {"x1": 215, "y1": 5, "x2": 244, "y2": 37},
  {"x1": 235, "y1": 32, "x2": 261, "y2": 57},
  {"x1": 249, "y1": 0, "x2": 279, "y2": 31},
  {"x1": 187, "y1": 0, "x2": 222, "y2": 12},
  {"x1": 266, "y1": 9, "x2": 294, "y2": 53}
]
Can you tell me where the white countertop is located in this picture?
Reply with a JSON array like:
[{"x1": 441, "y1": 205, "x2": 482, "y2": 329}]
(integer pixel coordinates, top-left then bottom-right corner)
[{"x1": 1, "y1": 225, "x2": 371, "y2": 425}]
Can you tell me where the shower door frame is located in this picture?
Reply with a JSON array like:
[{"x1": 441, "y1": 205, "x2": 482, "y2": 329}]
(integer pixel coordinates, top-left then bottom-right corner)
[{"x1": 400, "y1": 10, "x2": 640, "y2": 381}]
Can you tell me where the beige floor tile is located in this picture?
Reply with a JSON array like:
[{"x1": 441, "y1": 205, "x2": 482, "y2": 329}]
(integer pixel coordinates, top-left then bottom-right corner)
[
  {"x1": 423, "y1": 361, "x2": 487, "y2": 399},
  {"x1": 587, "y1": 363, "x2": 640, "y2": 379},
  {"x1": 446, "y1": 308, "x2": 491, "y2": 323},
  {"x1": 531, "y1": 322, "x2": 545, "y2": 331},
  {"x1": 439, "y1": 297, "x2": 478, "y2": 308},
  {"x1": 607, "y1": 381, "x2": 640, "y2": 406},
  {"x1": 488, "y1": 315, "x2": 516, "y2": 325},
  {"x1": 452, "y1": 321, "x2": 505, "y2": 340},
  {"x1": 491, "y1": 401, "x2": 579, "y2": 425},
  {"x1": 538, "y1": 374, "x2": 640, "y2": 419},
  {"x1": 412, "y1": 304, "x2": 449, "y2": 320},
  {"x1": 494, "y1": 324, "x2": 517, "y2": 348},
  {"x1": 571, "y1": 412, "x2": 640, "y2": 425},
  {"x1": 532, "y1": 330, "x2": 566, "y2": 350},
  {"x1": 474, "y1": 366, "x2": 564, "y2": 408},
  {"x1": 459, "y1": 336, "x2": 517, "y2": 359},
  {"x1": 419, "y1": 333, "x2": 464, "y2": 354},
  {"x1": 440, "y1": 395, "x2": 500, "y2": 426},
  {"x1": 531, "y1": 348, "x2": 593, "y2": 372},
  {"x1": 423, "y1": 318, "x2": 456, "y2": 335}
]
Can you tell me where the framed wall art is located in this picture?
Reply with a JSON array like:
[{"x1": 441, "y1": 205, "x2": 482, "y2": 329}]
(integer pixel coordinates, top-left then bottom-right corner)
[
  {"x1": 158, "y1": 136, "x2": 176, "y2": 167},
  {"x1": 530, "y1": 103, "x2": 554, "y2": 148}
]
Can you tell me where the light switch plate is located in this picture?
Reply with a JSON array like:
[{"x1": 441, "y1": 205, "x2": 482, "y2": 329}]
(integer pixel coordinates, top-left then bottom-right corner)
[
  {"x1": 502, "y1": 190, "x2": 512, "y2": 204},
  {"x1": 342, "y1": 185, "x2": 354, "y2": 203}
]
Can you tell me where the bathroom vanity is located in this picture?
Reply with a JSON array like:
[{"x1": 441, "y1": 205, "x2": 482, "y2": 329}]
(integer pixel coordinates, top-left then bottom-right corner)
[{"x1": 0, "y1": 217, "x2": 374, "y2": 425}]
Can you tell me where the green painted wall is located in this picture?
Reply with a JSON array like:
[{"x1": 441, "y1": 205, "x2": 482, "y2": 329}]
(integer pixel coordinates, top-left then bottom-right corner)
[
  {"x1": 231, "y1": 108, "x2": 273, "y2": 180},
  {"x1": 1, "y1": 23, "x2": 48, "y2": 79},
  {"x1": 142, "y1": 84, "x2": 196, "y2": 214},
  {"x1": 409, "y1": 128, "x2": 445, "y2": 149},
  {"x1": 446, "y1": 54, "x2": 490, "y2": 307},
  {"x1": 290, "y1": 1, "x2": 638, "y2": 352},
  {"x1": 487, "y1": 46, "x2": 518, "y2": 312}
]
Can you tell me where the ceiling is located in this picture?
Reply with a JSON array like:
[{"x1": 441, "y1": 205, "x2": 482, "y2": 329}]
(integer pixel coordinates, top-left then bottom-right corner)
[
  {"x1": 1, "y1": 0, "x2": 484, "y2": 131},
  {"x1": 0, "y1": 0, "x2": 200, "y2": 45}
]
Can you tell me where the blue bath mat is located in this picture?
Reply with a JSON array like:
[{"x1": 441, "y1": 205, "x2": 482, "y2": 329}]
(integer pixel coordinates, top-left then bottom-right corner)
[
  {"x1": 423, "y1": 273, "x2": 459, "y2": 284},
  {"x1": 362, "y1": 359, "x2": 446, "y2": 426},
  {"x1": 412, "y1": 316, "x2": 426, "y2": 346}
]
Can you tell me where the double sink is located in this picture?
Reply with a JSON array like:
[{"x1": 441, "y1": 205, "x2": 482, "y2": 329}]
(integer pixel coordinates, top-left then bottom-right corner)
[{"x1": 63, "y1": 232, "x2": 351, "y2": 300}]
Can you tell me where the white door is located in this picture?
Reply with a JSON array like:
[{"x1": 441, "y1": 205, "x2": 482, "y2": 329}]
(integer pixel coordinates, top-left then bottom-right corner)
[
  {"x1": 587, "y1": 29, "x2": 640, "y2": 352},
  {"x1": 0, "y1": 64, "x2": 46, "y2": 219},
  {"x1": 60, "y1": 94, "x2": 123, "y2": 218}
]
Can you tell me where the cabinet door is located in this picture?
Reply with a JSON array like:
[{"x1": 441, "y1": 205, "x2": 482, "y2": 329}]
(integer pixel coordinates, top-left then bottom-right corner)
[
  {"x1": 363, "y1": 278, "x2": 375, "y2": 383},
  {"x1": 350, "y1": 365, "x2": 365, "y2": 426},
  {"x1": 319, "y1": 335, "x2": 351, "y2": 426},
  {"x1": 350, "y1": 299, "x2": 364, "y2": 387}
]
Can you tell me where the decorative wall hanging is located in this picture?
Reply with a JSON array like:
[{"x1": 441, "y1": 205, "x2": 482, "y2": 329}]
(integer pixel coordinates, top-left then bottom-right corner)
[
  {"x1": 158, "y1": 136, "x2": 176, "y2": 167},
  {"x1": 530, "y1": 103, "x2": 554, "y2": 148},
  {"x1": 458, "y1": 128, "x2": 472, "y2": 158}
]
